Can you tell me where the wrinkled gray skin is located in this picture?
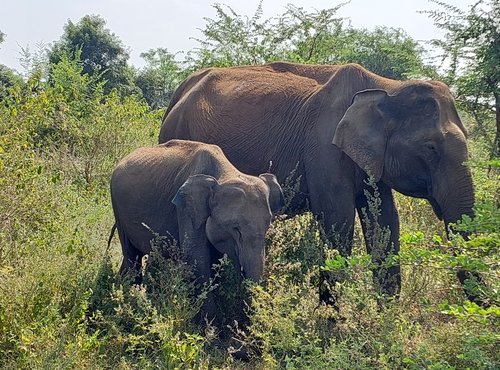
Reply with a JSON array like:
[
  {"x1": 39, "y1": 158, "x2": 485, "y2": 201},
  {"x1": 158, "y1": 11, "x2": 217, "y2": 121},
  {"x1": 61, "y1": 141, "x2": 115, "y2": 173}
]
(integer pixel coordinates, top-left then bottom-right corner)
[
  {"x1": 110, "y1": 140, "x2": 284, "y2": 319},
  {"x1": 158, "y1": 62, "x2": 475, "y2": 298}
]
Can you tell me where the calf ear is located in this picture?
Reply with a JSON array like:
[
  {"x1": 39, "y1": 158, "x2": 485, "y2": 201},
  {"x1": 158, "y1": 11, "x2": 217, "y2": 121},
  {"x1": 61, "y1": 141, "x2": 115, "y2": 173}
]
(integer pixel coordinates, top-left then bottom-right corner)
[
  {"x1": 259, "y1": 173, "x2": 285, "y2": 214},
  {"x1": 172, "y1": 174, "x2": 219, "y2": 229},
  {"x1": 332, "y1": 89, "x2": 389, "y2": 182}
]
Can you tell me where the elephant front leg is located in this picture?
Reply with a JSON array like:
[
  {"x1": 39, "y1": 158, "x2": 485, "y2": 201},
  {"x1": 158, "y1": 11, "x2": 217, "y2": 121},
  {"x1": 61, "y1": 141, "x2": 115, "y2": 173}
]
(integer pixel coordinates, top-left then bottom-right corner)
[
  {"x1": 308, "y1": 184, "x2": 357, "y2": 305},
  {"x1": 177, "y1": 221, "x2": 217, "y2": 322},
  {"x1": 356, "y1": 180, "x2": 401, "y2": 297},
  {"x1": 187, "y1": 242, "x2": 218, "y2": 323}
]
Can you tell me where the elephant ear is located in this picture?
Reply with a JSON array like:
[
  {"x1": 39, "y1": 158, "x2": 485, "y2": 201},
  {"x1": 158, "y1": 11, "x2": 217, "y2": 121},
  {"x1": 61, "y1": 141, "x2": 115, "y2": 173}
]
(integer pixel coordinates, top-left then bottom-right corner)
[
  {"x1": 172, "y1": 174, "x2": 219, "y2": 229},
  {"x1": 259, "y1": 173, "x2": 285, "y2": 214},
  {"x1": 332, "y1": 89, "x2": 390, "y2": 182}
]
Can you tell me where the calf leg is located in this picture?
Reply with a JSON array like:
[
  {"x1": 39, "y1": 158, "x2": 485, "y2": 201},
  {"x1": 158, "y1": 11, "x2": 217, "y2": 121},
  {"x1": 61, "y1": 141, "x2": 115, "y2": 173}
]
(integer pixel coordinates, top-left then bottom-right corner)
[{"x1": 118, "y1": 234, "x2": 145, "y2": 285}]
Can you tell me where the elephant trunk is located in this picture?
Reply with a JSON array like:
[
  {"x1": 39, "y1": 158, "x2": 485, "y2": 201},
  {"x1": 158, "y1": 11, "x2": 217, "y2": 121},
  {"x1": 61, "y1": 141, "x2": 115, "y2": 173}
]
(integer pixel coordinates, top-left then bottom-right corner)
[
  {"x1": 434, "y1": 164, "x2": 475, "y2": 231},
  {"x1": 433, "y1": 165, "x2": 485, "y2": 304},
  {"x1": 239, "y1": 237, "x2": 265, "y2": 282}
]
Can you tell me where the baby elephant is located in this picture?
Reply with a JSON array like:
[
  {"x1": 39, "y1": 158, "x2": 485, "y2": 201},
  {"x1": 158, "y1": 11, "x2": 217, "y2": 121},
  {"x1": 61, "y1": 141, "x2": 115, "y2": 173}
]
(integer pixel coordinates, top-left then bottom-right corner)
[{"x1": 110, "y1": 139, "x2": 284, "y2": 318}]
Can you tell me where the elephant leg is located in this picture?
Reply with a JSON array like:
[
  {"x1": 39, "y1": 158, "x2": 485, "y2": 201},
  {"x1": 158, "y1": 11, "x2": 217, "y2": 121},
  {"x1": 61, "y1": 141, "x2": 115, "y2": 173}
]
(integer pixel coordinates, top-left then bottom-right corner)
[
  {"x1": 118, "y1": 235, "x2": 145, "y2": 285},
  {"x1": 457, "y1": 269, "x2": 486, "y2": 304},
  {"x1": 308, "y1": 183, "x2": 357, "y2": 305},
  {"x1": 196, "y1": 246, "x2": 218, "y2": 323},
  {"x1": 356, "y1": 180, "x2": 401, "y2": 297},
  {"x1": 179, "y1": 232, "x2": 217, "y2": 322},
  {"x1": 318, "y1": 216, "x2": 356, "y2": 305}
]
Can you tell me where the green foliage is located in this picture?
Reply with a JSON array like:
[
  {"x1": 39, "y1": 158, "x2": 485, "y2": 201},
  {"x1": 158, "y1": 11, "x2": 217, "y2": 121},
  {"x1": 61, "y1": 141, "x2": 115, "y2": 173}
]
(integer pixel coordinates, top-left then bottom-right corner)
[
  {"x1": 0, "y1": 49, "x2": 160, "y2": 368},
  {"x1": 269, "y1": 3, "x2": 347, "y2": 64},
  {"x1": 18, "y1": 42, "x2": 50, "y2": 80},
  {"x1": 83, "y1": 244, "x2": 209, "y2": 369},
  {"x1": 235, "y1": 211, "x2": 498, "y2": 369},
  {"x1": 334, "y1": 27, "x2": 437, "y2": 79},
  {"x1": 266, "y1": 213, "x2": 325, "y2": 283},
  {"x1": 189, "y1": 2, "x2": 434, "y2": 79},
  {"x1": 189, "y1": 2, "x2": 279, "y2": 67},
  {"x1": 212, "y1": 255, "x2": 250, "y2": 327},
  {"x1": 0, "y1": 65, "x2": 23, "y2": 102},
  {"x1": 48, "y1": 15, "x2": 137, "y2": 95},
  {"x1": 135, "y1": 48, "x2": 187, "y2": 109},
  {"x1": 424, "y1": 0, "x2": 500, "y2": 157}
]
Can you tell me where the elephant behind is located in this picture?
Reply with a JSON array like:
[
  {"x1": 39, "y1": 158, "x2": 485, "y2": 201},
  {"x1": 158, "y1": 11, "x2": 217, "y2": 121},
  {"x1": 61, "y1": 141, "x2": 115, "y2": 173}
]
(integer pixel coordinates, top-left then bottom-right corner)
[
  {"x1": 110, "y1": 139, "x2": 284, "y2": 319},
  {"x1": 158, "y1": 62, "x2": 475, "y2": 299}
]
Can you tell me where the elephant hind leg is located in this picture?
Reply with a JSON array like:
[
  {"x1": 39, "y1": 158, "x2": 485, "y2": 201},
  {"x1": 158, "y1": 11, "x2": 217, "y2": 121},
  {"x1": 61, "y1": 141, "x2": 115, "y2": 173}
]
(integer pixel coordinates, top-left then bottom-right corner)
[{"x1": 118, "y1": 233, "x2": 145, "y2": 285}]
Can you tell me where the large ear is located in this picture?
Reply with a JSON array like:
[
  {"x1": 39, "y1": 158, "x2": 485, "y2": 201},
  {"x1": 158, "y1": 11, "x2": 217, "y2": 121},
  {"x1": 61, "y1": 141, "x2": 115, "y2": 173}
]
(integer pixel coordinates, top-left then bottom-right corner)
[
  {"x1": 332, "y1": 89, "x2": 390, "y2": 181},
  {"x1": 259, "y1": 173, "x2": 285, "y2": 214},
  {"x1": 172, "y1": 174, "x2": 219, "y2": 229}
]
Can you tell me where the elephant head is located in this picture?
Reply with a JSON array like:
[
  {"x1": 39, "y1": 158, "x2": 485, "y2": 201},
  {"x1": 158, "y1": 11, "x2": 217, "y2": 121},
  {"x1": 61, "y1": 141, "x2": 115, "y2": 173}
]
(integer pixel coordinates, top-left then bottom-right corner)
[
  {"x1": 332, "y1": 83, "x2": 475, "y2": 227},
  {"x1": 172, "y1": 173, "x2": 284, "y2": 281}
]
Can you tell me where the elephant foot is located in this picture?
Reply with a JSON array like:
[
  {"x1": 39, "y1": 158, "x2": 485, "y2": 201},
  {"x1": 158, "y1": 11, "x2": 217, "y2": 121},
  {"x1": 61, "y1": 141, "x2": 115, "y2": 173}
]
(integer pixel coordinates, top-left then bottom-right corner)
[
  {"x1": 457, "y1": 270, "x2": 492, "y2": 307},
  {"x1": 227, "y1": 336, "x2": 262, "y2": 362}
]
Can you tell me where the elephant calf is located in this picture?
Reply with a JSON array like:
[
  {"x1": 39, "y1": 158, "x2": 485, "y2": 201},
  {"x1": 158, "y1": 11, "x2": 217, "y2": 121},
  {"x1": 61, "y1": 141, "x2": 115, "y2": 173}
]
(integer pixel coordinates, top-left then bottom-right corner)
[{"x1": 110, "y1": 139, "x2": 284, "y2": 319}]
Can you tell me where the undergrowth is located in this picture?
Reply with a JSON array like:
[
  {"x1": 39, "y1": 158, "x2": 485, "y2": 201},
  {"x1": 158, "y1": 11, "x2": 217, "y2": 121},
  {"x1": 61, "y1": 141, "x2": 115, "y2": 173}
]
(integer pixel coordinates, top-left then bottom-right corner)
[{"x1": 0, "y1": 55, "x2": 498, "y2": 369}]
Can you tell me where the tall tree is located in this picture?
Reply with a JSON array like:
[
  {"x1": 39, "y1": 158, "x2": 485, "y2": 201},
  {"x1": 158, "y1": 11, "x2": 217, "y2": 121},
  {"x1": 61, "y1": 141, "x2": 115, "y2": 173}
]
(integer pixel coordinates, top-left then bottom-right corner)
[
  {"x1": 48, "y1": 15, "x2": 135, "y2": 94},
  {"x1": 188, "y1": 3, "x2": 346, "y2": 67},
  {"x1": 188, "y1": 2, "x2": 280, "y2": 67},
  {"x1": 334, "y1": 27, "x2": 437, "y2": 79},
  {"x1": 135, "y1": 48, "x2": 185, "y2": 109},
  {"x1": 424, "y1": 0, "x2": 500, "y2": 158},
  {"x1": 0, "y1": 65, "x2": 23, "y2": 101},
  {"x1": 190, "y1": 3, "x2": 433, "y2": 79},
  {"x1": 0, "y1": 31, "x2": 23, "y2": 101}
]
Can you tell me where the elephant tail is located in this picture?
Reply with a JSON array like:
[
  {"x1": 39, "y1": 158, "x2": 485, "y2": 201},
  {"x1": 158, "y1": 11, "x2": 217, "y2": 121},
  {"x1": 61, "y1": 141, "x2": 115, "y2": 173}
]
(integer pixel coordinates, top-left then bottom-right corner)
[{"x1": 107, "y1": 223, "x2": 117, "y2": 252}]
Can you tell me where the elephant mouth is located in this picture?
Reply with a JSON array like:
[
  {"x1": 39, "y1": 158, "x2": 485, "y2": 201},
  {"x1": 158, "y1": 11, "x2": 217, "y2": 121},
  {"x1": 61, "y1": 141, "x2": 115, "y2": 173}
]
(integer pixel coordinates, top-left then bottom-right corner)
[
  {"x1": 427, "y1": 197, "x2": 443, "y2": 220},
  {"x1": 389, "y1": 175, "x2": 430, "y2": 200},
  {"x1": 392, "y1": 177, "x2": 443, "y2": 219}
]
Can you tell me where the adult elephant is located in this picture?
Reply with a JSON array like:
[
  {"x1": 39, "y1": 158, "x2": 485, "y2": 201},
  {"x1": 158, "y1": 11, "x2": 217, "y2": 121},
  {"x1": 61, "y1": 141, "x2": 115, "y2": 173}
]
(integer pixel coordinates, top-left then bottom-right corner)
[
  {"x1": 110, "y1": 140, "x2": 284, "y2": 319},
  {"x1": 158, "y1": 62, "x2": 475, "y2": 298}
]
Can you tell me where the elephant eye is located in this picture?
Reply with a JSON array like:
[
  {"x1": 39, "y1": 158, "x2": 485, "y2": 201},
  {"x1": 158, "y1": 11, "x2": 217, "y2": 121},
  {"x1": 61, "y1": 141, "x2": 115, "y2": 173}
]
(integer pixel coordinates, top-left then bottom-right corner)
[
  {"x1": 423, "y1": 142, "x2": 439, "y2": 162},
  {"x1": 424, "y1": 142, "x2": 436, "y2": 153},
  {"x1": 425, "y1": 143, "x2": 436, "y2": 152},
  {"x1": 233, "y1": 226, "x2": 242, "y2": 239}
]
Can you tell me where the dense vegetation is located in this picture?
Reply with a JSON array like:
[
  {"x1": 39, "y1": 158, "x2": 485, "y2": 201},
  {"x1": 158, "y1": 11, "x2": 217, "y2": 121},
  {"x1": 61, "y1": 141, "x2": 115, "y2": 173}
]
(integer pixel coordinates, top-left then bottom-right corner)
[{"x1": 0, "y1": 1, "x2": 498, "y2": 368}]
